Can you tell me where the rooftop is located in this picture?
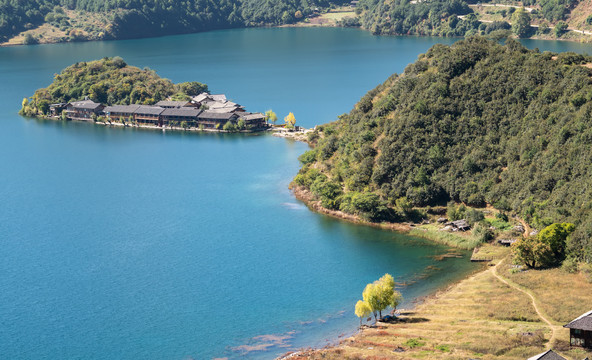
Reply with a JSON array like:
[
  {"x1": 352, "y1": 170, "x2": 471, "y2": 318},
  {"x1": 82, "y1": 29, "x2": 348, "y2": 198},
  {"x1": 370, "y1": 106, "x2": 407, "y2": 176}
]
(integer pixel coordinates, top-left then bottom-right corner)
[
  {"x1": 69, "y1": 99, "x2": 103, "y2": 110},
  {"x1": 161, "y1": 108, "x2": 202, "y2": 117},
  {"x1": 527, "y1": 350, "x2": 566, "y2": 360},
  {"x1": 564, "y1": 310, "x2": 592, "y2": 331},
  {"x1": 104, "y1": 104, "x2": 141, "y2": 114}
]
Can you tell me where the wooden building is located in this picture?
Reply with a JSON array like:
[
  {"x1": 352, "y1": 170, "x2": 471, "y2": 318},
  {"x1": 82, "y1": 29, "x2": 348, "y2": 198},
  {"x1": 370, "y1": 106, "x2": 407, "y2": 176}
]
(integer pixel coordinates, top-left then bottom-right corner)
[
  {"x1": 197, "y1": 111, "x2": 238, "y2": 129},
  {"x1": 49, "y1": 103, "x2": 68, "y2": 117},
  {"x1": 239, "y1": 112, "x2": 267, "y2": 129},
  {"x1": 103, "y1": 105, "x2": 140, "y2": 121},
  {"x1": 134, "y1": 105, "x2": 165, "y2": 125},
  {"x1": 564, "y1": 310, "x2": 592, "y2": 348},
  {"x1": 65, "y1": 100, "x2": 104, "y2": 121},
  {"x1": 160, "y1": 108, "x2": 202, "y2": 126}
]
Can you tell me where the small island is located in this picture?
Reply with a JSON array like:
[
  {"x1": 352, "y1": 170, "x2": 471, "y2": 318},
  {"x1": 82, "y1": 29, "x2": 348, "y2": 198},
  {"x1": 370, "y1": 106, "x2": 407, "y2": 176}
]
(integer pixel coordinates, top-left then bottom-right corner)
[{"x1": 21, "y1": 57, "x2": 268, "y2": 132}]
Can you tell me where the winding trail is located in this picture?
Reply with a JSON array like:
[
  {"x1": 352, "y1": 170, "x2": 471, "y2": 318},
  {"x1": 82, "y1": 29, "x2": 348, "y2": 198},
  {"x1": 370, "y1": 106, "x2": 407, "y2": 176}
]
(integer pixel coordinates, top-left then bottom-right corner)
[{"x1": 491, "y1": 260, "x2": 560, "y2": 349}]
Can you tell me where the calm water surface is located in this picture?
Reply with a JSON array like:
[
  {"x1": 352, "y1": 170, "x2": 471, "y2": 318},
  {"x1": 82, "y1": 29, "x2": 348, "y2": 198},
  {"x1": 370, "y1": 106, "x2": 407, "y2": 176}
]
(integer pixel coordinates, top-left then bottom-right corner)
[{"x1": 0, "y1": 28, "x2": 589, "y2": 359}]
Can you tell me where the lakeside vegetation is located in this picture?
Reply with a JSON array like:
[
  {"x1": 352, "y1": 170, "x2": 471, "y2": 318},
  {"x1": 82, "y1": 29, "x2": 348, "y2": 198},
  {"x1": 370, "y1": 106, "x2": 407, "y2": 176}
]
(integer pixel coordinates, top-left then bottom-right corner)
[
  {"x1": 0, "y1": 0, "x2": 348, "y2": 44},
  {"x1": 294, "y1": 37, "x2": 592, "y2": 267},
  {"x1": 20, "y1": 57, "x2": 207, "y2": 116}
]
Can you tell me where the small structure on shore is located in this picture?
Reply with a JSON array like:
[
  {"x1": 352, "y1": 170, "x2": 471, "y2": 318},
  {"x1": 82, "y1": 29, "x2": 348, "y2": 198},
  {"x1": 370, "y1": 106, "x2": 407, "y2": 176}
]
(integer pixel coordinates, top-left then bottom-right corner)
[
  {"x1": 498, "y1": 238, "x2": 518, "y2": 247},
  {"x1": 444, "y1": 219, "x2": 471, "y2": 231},
  {"x1": 564, "y1": 310, "x2": 592, "y2": 348},
  {"x1": 527, "y1": 349, "x2": 566, "y2": 360},
  {"x1": 65, "y1": 100, "x2": 104, "y2": 121}
]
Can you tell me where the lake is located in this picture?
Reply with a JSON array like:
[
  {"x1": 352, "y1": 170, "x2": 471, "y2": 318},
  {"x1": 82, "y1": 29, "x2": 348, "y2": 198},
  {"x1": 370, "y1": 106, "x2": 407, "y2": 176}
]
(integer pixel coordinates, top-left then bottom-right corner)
[{"x1": 0, "y1": 28, "x2": 589, "y2": 360}]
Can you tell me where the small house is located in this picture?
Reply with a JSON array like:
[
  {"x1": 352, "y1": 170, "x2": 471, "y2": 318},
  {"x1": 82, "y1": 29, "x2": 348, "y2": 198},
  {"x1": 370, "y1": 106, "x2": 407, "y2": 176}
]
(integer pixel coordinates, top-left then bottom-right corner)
[
  {"x1": 564, "y1": 310, "x2": 592, "y2": 348},
  {"x1": 197, "y1": 111, "x2": 239, "y2": 129},
  {"x1": 527, "y1": 349, "x2": 566, "y2": 360},
  {"x1": 49, "y1": 103, "x2": 68, "y2": 117},
  {"x1": 498, "y1": 239, "x2": 518, "y2": 247},
  {"x1": 65, "y1": 100, "x2": 104, "y2": 121},
  {"x1": 239, "y1": 112, "x2": 267, "y2": 129}
]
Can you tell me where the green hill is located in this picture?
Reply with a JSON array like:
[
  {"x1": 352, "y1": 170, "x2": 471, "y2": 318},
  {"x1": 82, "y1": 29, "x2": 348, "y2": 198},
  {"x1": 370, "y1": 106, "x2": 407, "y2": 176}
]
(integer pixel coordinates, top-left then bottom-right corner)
[
  {"x1": 294, "y1": 36, "x2": 592, "y2": 260},
  {"x1": 20, "y1": 57, "x2": 207, "y2": 115}
]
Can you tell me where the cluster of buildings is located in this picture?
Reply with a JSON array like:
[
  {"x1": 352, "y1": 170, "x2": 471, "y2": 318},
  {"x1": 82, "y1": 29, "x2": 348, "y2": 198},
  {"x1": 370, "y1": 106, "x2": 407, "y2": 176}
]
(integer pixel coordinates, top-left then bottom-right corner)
[{"x1": 49, "y1": 93, "x2": 268, "y2": 130}]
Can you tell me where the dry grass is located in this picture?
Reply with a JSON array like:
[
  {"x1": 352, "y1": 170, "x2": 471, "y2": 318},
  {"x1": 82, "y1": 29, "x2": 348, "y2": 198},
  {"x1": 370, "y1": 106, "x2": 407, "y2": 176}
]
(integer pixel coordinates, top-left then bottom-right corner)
[
  {"x1": 409, "y1": 224, "x2": 481, "y2": 250},
  {"x1": 290, "y1": 244, "x2": 592, "y2": 360}
]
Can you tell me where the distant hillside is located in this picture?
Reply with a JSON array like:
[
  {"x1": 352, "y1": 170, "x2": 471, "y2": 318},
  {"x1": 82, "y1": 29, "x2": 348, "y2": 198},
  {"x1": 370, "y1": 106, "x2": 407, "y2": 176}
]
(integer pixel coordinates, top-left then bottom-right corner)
[
  {"x1": 295, "y1": 37, "x2": 592, "y2": 260},
  {"x1": 348, "y1": 0, "x2": 592, "y2": 40},
  {"x1": 0, "y1": 0, "x2": 347, "y2": 44}
]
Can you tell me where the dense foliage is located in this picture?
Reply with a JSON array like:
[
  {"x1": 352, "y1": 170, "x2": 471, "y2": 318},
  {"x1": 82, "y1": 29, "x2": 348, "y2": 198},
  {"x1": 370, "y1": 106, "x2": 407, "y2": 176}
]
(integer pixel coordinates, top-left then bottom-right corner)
[
  {"x1": 0, "y1": 0, "x2": 346, "y2": 42},
  {"x1": 21, "y1": 57, "x2": 207, "y2": 115},
  {"x1": 295, "y1": 37, "x2": 592, "y2": 261},
  {"x1": 350, "y1": 0, "x2": 583, "y2": 38}
]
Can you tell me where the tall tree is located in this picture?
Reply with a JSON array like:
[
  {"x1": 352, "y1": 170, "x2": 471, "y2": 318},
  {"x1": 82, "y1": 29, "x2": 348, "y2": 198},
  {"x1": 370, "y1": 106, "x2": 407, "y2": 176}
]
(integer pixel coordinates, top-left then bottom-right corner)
[
  {"x1": 284, "y1": 112, "x2": 296, "y2": 128},
  {"x1": 265, "y1": 109, "x2": 278, "y2": 125},
  {"x1": 511, "y1": 8, "x2": 531, "y2": 38}
]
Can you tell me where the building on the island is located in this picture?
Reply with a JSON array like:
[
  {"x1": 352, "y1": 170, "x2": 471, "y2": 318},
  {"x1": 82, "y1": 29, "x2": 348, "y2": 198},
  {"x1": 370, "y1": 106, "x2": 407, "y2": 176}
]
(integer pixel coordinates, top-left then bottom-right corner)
[
  {"x1": 154, "y1": 100, "x2": 195, "y2": 109},
  {"x1": 65, "y1": 100, "x2": 104, "y2": 121},
  {"x1": 197, "y1": 111, "x2": 239, "y2": 129},
  {"x1": 134, "y1": 105, "x2": 165, "y2": 125},
  {"x1": 49, "y1": 103, "x2": 68, "y2": 117},
  {"x1": 160, "y1": 108, "x2": 202, "y2": 126},
  {"x1": 103, "y1": 104, "x2": 140, "y2": 122},
  {"x1": 209, "y1": 94, "x2": 227, "y2": 102},
  {"x1": 527, "y1": 349, "x2": 566, "y2": 360},
  {"x1": 564, "y1": 310, "x2": 592, "y2": 348},
  {"x1": 239, "y1": 112, "x2": 267, "y2": 129}
]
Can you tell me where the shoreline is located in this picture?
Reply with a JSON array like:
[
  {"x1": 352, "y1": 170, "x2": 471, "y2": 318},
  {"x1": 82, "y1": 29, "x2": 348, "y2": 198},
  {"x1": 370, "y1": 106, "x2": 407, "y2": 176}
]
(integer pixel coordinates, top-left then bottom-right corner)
[
  {"x1": 290, "y1": 185, "x2": 484, "y2": 249},
  {"x1": 3, "y1": 21, "x2": 591, "y2": 48}
]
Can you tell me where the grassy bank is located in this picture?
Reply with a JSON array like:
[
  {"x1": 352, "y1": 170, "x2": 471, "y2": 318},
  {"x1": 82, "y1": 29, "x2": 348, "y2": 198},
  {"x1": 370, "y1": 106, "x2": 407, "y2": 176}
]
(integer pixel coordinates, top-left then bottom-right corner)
[{"x1": 288, "y1": 244, "x2": 592, "y2": 360}]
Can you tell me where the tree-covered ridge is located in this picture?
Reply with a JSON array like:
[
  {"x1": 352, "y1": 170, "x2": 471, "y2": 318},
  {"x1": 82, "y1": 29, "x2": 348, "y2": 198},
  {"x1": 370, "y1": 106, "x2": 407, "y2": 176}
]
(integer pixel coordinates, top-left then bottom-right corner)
[
  {"x1": 295, "y1": 37, "x2": 592, "y2": 261},
  {"x1": 0, "y1": 0, "x2": 346, "y2": 43},
  {"x1": 22, "y1": 57, "x2": 207, "y2": 115},
  {"x1": 350, "y1": 0, "x2": 589, "y2": 39}
]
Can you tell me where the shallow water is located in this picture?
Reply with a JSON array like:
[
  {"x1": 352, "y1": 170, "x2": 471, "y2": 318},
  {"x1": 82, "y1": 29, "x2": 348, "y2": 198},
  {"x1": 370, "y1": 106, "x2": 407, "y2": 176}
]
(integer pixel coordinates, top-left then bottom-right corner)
[{"x1": 0, "y1": 27, "x2": 588, "y2": 359}]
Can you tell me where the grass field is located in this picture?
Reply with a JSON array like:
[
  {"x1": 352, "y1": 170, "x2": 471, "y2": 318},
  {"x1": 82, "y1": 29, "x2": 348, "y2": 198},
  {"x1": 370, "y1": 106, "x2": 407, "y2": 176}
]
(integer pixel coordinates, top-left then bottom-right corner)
[{"x1": 290, "y1": 244, "x2": 592, "y2": 360}]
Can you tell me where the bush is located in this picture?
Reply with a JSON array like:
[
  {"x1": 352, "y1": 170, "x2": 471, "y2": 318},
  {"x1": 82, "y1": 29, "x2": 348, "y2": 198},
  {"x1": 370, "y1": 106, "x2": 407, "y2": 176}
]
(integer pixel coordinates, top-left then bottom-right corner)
[
  {"x1": 466, "y1": 208, "x2": 484, "y2": 225},
  {"x1": 561, "y1": 257, "x2": 579, "y2": 274}
]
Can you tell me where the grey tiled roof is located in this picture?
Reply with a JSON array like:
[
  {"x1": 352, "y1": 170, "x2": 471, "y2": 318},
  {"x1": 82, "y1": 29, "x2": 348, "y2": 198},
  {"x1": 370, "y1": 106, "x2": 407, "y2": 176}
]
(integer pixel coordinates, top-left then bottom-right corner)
[
  {"x1": 104, "y1": 105, "x2": 141, "y2": 114},
  {"x1": 161, "y1": 108, "x2": 202, "y2": 117},
  {"x1": 69, "y1": 100, "x2": 103, "y2": 110},
  {"x1": 135, "y1": 105, "x2": 165, "y2": 116},
  {"x1": 564, "y1": 310, "x2": 592, "y2": 331},
  {"x1": 527, "y1": 350, "x2": 566, "y2": 360},
  {"x1": 198, "y1": 111, "x2": 237, "y2": 120}
]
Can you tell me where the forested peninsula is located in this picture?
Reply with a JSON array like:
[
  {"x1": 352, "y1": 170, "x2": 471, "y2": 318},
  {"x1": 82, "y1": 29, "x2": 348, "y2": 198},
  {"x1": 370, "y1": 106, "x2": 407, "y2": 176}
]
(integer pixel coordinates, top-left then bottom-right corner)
[
  {"x1": 21, "y1": 57, "x2": 268, "y2": 132},
  {"x1": 294, "y1": 36, "x2": 592, "y2": 264}
]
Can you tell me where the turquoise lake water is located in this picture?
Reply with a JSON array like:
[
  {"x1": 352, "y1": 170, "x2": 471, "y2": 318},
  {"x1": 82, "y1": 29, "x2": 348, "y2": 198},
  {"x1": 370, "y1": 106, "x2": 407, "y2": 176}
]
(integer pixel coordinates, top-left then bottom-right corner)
[{"x1": 0, "y1": 28, "x2": 590, "y2": 359}]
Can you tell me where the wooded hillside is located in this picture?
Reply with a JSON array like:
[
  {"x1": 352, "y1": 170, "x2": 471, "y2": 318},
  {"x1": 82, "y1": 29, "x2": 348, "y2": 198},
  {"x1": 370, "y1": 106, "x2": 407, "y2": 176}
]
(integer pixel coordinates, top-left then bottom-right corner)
[
  {"x1": 0, "y1": 0, "x2": 347, "y2": 43},
  {"x1": 295, "y1": 37, "x2": 592, "y2": 261}
]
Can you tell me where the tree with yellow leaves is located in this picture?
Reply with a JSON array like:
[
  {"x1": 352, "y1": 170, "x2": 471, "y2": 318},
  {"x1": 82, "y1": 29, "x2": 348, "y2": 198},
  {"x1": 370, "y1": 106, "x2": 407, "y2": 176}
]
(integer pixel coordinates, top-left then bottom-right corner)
[
  {"x1": 355, "y1": 300, "x2": 372, "y2": 328},
  {"x1": 284, "y1": 112, "x2": 296, "y2": 129},
  {"x1": 358, "y1": 273, "x2": 403, "y2": 322}
]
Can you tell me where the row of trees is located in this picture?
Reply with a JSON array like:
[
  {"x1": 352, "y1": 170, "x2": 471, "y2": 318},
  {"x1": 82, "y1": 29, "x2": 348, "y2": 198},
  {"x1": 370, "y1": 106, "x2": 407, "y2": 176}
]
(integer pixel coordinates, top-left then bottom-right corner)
[
  {"x1": 265, "y1": 109, "x2": 297, "y2": 128},
  {"x1": 354, "y1": 274, "x2": 403, "y2": 327},
  {"x1": 294, "y1": 37, "x2": 592, "y2": 263}
]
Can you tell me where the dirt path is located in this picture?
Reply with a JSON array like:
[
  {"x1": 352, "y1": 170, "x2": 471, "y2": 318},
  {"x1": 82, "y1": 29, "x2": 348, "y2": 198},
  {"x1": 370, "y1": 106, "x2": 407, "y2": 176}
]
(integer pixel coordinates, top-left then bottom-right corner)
[{"x1": 491, "y1": 260, "x2": 560, "y2": 349}]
